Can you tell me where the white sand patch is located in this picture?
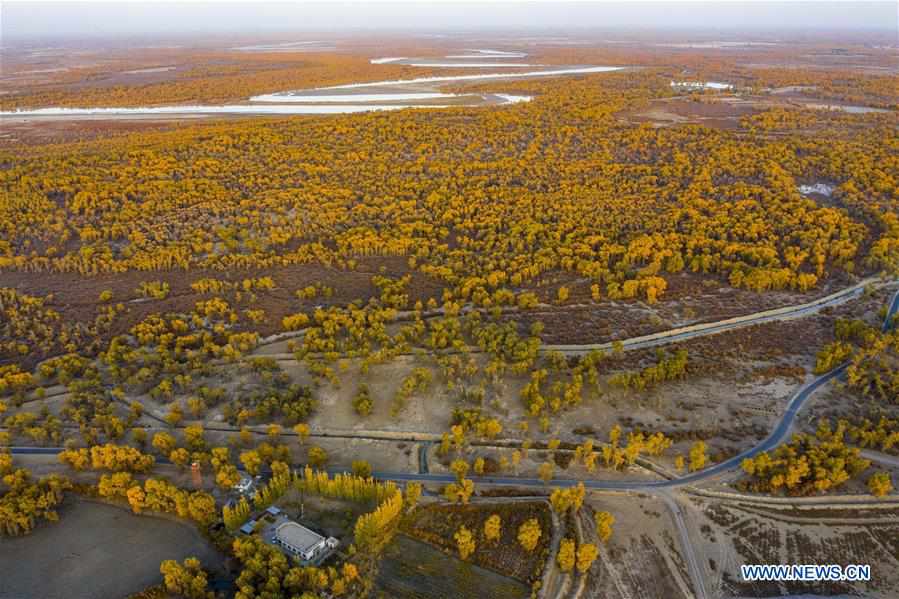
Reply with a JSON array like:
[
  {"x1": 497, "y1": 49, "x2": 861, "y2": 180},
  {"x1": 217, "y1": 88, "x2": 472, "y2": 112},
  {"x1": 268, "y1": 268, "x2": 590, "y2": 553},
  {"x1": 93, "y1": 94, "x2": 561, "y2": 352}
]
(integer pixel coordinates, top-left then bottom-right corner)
[
  {"x1": 670, "y1": 80, "x2": 734, "y2": 90},
  {"x1": 798, "y1": 183, "x2": 835, "y2": 197},
  {"x1": 495, "y1": 94, "x2": 532, "y2": 104}
]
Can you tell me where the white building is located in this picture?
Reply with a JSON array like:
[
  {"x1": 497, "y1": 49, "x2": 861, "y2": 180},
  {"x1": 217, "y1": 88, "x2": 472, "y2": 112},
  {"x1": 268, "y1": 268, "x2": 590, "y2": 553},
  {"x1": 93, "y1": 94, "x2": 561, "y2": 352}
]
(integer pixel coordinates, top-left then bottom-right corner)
[{"x1": 274, "y1": 521, "x2": 339, "y2": 563}]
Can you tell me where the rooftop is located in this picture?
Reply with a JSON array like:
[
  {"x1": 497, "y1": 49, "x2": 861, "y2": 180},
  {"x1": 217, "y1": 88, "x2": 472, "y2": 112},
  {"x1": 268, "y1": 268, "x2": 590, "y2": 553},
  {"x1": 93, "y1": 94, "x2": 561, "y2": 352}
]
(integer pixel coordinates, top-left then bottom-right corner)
[
  {"x1": 275, "y1": 522, "x2": 325, "y2": 553},
  {"x1": 239, "y1": 520, "x2": 256, "y2": 535}
]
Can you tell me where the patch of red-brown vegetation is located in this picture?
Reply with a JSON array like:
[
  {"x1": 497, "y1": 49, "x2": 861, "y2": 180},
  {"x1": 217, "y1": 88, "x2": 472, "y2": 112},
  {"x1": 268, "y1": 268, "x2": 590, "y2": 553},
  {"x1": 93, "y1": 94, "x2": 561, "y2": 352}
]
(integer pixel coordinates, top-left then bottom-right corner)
[
  {"x1": 508, "y1": 271, "x2": 863, "y2": 346},
  {"x1": 1, "y1": 256, "x2": 446, "y2": 367},
  {"x1": 401, "y1": 501, "x2": 551, "y2": 583}
]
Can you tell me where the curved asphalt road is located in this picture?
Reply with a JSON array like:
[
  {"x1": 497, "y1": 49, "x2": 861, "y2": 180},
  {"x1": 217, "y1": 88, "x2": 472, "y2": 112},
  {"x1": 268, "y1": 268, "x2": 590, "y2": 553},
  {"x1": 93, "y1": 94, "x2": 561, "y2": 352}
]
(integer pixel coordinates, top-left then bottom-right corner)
[{"x1": 9, "y1": 290, "x2": 899, "y2": 493}]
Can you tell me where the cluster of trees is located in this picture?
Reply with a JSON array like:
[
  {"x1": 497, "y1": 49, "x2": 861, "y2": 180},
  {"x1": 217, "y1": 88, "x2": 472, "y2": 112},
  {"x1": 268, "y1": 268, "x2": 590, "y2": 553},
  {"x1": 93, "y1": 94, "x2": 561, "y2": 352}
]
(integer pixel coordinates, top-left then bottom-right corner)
[
  {"x1": 687, "y1": 440, "x2": 709, "y2": 472},
  {"x1": 24, "y1": 359, "x2": 136, "y2": 449},
  {"x1": 191, "y1": 276, "x2": 275, "y2": 295},
  {"x1": 42, "y1": 297, "x2": 323, "y2": 436},
  {"x1": 100, "y1": 304, "x2": 260, "y2": 405},
  {"x1": 295, "y1": 465, "x2": 402, "y2": 505},
  {"x1": 352, "y1": 384, "x2": 373, "y2": 417},
  {"x1": 867, "y1": 471, "x2": 893, "y2": 497},
  {"x1": 252, "y1": 468, "x2": 295, "y2": 511},
  {"x1": 228, "y1": 381, "x2": 317, "y2": 426},
  {"x1": 4, "y1": 67, "x2": 891, "y2": 309},
  {"x1": 557, "y1": 537, "x2": 599, "y2": 574},
  {"x1": 296, "y1": 282, "x2": 335, "y2": 301},
  {"x1": 740, "y1": 422, "x2": 872, "y2": 495},
  {"x1": 282, "y1": 312, "x2": 311, "y2": 331},
  {"x1": 520, "y1": 349, "x2": 605, "y2": 416},
  {"x1": 237, "y1": 443, "x2": 292, "y2": 475},
  {"x1": 353, "y1": 489, "x2": 405, "y2": 556},
  {"x1": 815, "y1": 314, "x2": 898, "y2": 402},
  {"x1": 231, "y1": 535, "x2": 361, "y2": 598},
  {"x1": 3, "y1": 407, "x2": 64, "y2": 447},
  {"x1": 96, "y1": 472, "x2": 217, "y2": 524},
  {"x1": 2, "y1": 52, "x2": 418, "y2": 110},
  {"x1": 814, "y1": 318, "x2": 880, "y2": 374},
  {"x1": 7, "y1": 295, "x2": 317, "y2": 447},
  {"x1": 210, "y1": 446, "x2": 242, "y2": 490},
  {"x1": 136, "y1": 281, "x2": 170, "y2": 300},
  {"x1": 844, "y1": 327, "x2": 899, "y2": 403},
  {"x1": 404, "y1": 501, "x2": 551, "y2": 587},
  {"x1": 599, "y1": 425, "x2": 674, "y2": 470},
  {"x1": 0, "y1": 288, "x2": 119, "y2": 364},
  {"x1": 390, "y1": 367, "x2": 433, "y2": 416},
  {"x1": 223, "y1": 496, "x2": 252, "y2": 531},
  {"x1": 608, "y1": 349, "x2": 689, "y2": 392},
  {"x1": 38, "y1": 353, "x2": 92, "y2": 385},
  {"x1": 550, "y1": 483, "x2": 586, "y2": 515},
  {"x1": 450, "y1": 408, "x2": 504, "y2": 440},
  {"x1": 58, "y1": 443, "x2": 155, "y2": 472},
  {"x1": 746, "y1": 67, "x2": 898, "y2": 110},
  {"x1": 0, "y1": 364, "x2": 34, "y2": 400},
  {"x1": 0, "y1": 464, "x2": 71, "y2": 536},
  {"x1": 293, "y1": 284, "x2": 406, "y2": 360},
  {"x1": 842, "y1": 416, "x2": 899, "y2": 453},
  {"x1": 606, "y1": 276, "x2": 669, "y2": 304},
  {"x1": 160, "y1": 557, "x2": 213, "y2": 599},
  {"x1": 545, "y1": 487, "x2": 606, "y2": 575}
]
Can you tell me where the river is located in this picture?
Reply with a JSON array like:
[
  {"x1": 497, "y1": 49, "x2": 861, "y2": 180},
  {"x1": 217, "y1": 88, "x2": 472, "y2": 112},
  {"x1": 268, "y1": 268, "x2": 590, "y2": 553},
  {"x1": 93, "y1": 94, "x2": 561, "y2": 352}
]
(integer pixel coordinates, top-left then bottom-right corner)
[{"x1": 1, "y1": 64, "x2": 623, "y2": 119}]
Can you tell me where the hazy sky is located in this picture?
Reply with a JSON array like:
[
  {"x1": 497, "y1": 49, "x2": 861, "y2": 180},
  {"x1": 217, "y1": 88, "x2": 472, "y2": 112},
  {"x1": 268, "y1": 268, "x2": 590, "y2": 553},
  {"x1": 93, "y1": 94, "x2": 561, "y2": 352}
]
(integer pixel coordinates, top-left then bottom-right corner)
[{"x1": 2, "y1": 1, "x2": 897, "y2": 39}]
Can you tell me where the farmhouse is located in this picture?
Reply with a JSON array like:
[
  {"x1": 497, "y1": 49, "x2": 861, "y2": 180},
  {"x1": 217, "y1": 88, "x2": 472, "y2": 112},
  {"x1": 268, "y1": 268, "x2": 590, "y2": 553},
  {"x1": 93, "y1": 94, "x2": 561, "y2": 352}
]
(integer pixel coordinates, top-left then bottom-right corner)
[{"x1": 274, "y1": 521, "x2": 339, "y2": 563}]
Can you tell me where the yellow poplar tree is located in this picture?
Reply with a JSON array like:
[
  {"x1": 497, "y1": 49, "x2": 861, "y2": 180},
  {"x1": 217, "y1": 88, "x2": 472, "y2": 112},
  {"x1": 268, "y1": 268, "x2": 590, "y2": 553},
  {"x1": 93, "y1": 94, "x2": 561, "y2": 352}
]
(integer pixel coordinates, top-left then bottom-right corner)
[
  {"x1": 576, "y1": 543, "x2": 599, "y2": 573},
  {"x1": 517, "y1": 518, "x2": 542, "y2": 552},
  {"x1": 595, "y1": 511, "x2": 614, "y2": 542},
  {"x1": 557, "y1": 538, "x2": 576, "y2": 572},
  {"x1": 455, "y1": 525, "x2": 476, "y2": 560},
  {"x1": 484, "y1": 514, "x2": 501, "y2": 542}
]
